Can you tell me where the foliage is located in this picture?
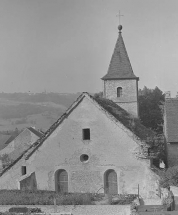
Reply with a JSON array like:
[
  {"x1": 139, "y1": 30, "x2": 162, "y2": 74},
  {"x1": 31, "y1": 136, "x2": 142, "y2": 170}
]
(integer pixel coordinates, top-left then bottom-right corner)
[
  {"x1": 94, "y1": 96, "x2": 154, "y2": 141},
  {"x1": 94, "y1": 87, "x2": 165, "y2": 134},
  {"x1": 111, "y1": 194, "x2": 138, "y2": 205},
  {"x1": 29, "y1": 208, "x2": 42, "y2": 213},
  {"x1": 159, "y1": 166, "x2": 178, "y2": 188},
  {"x1": 94, "y1": 91, "x2": 103, "y2": 98},
  {"x1": 0, "y1": 190, "x2": 95, "y2": 205},
  {"x1": 138, "y1": 86, "x2": 165, "y2": 134},
  {"x1": 0, "y1": 190, "x2": 138, "y2": 205},
  {"x1": 9, "y1": 207, "x2": 29, "y2": 213},
  {"x1": 138, "y1": 86, "x2": 166, "y2": 161},
  {"x1": 0, "y1": 154, "x2": 13, "y2": 169},
  {"x1": 0, "y1": 207, "x2": 42, "y2": 215}
]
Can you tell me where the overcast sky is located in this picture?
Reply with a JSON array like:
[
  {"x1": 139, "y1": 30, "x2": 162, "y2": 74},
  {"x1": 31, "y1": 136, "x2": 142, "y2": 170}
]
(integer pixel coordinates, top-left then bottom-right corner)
[{"x1": 0, "y1": 0, "x2": 178, "y2": 96}]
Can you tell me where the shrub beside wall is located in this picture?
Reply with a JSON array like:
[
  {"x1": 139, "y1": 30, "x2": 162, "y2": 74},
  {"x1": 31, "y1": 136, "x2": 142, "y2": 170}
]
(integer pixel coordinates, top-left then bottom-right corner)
[
  {"x1": 0, "y1": 190, "x2": 95, "y2": 205},
  {"x1": 0, "y1": 190, "x2": 137, "y2": 206}
]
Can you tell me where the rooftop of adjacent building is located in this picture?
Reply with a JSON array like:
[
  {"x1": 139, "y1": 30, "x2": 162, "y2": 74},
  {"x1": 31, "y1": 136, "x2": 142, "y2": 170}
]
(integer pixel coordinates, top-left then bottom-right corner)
[{"x1": 164, "y1": 92, "x2": 178, "y2": 142}]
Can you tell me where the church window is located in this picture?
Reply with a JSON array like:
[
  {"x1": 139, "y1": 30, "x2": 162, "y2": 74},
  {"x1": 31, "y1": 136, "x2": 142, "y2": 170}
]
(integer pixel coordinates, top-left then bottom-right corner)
[
  {"x1": 21, "y1": 166, "x2": 26, "y2": 175},
  {"x1": 55, "y1": 169, "x2": 68, "y2": 193},
  {"x1": 80, "y1": 154, "x2": 89, "y2": 163},
  {"x1": 117, "y1": 87, "x2": 122, "y2": 97},
  {"x1": 83, "y1": 128, "x2": 90, "y2": 140}
]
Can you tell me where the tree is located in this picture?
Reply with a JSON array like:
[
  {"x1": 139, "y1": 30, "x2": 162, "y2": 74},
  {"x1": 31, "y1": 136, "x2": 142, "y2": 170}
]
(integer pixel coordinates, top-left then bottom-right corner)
[
  {"x1": 138, "y1": 86, "x2": 165, "y2": 134},
  {"x1": 0, "y1": 154, "x2": 12, "y2": 169},
  {"x1": 160, "y1": 166, "x2": 178, "y2": 188},
  {"x1": 94, "y1": 92, "x2": 103, "y2": 98}
]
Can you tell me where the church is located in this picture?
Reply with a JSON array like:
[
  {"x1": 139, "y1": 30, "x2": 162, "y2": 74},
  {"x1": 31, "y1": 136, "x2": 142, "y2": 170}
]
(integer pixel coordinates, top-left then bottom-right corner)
[{"x1": 0, "y1": 26, "x2": 161, "y2": 204}]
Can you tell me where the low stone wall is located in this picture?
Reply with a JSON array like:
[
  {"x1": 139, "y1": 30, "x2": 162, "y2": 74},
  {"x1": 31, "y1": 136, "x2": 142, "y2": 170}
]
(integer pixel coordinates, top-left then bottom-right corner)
[{"x1": 0, "y1": 205, "x2": 131, "y2": 215}]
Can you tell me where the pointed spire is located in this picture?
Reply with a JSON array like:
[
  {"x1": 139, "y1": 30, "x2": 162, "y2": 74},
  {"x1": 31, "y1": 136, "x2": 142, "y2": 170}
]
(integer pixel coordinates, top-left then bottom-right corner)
[{"x1": 102, "y1": 25, "x2": 139, "y2": 80}]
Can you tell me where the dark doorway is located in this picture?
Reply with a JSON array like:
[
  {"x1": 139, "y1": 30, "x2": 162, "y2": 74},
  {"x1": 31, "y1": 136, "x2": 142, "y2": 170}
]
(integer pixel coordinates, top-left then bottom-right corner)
[
  {"x1": 55, "y1": 169, "x2": 68, "y2": 193},
  {"x1": 104, "y1": 169, "x2": 118, "y2": 195}
]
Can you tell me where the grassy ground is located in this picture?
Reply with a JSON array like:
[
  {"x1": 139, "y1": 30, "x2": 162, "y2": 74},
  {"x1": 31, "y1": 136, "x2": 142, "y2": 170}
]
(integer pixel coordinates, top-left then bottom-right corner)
[
  {"x1": 0, "y1": 190, "x2": 137, "y2": 205},
  {"x1": 0, "y1": 190, "x2": 96, "y2": 205}
]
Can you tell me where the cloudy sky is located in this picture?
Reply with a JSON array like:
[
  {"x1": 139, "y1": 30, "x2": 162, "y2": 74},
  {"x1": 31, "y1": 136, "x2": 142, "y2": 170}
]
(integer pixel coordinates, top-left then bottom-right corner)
[{"x1": 0, "y1": 0, "x2": 178, "y2": 96}]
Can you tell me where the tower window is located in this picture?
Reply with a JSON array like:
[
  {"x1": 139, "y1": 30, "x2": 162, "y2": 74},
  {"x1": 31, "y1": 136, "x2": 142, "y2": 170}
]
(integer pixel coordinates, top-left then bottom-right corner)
[
  {"x1": 21, "y1": 166, "x2": 26, "y2": 176},
  {"x1": 117, "y1": 87, "x2": 122, "y2": 97},
  {"x1": 83, "y1": 128, "x2": 90, "y2": 140}
]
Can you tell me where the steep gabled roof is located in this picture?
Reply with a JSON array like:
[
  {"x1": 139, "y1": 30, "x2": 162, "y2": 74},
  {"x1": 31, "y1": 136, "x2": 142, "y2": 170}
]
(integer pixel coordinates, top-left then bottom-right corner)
[
  {"x1": 102, "y1": 26, "x2": 139, "y2": 80},
  {"x1": 0, "y1": 134, "x2": 12, "y2": 150},
  {"x1": 0, "y1": 130, "x2": 20, "y2": 149},
  {"x1": 0, "y1": 92, "x2": 157, "y2": 176},
  {"x1": 164, "y1": 98, "x2": 178, "y2": 142}
]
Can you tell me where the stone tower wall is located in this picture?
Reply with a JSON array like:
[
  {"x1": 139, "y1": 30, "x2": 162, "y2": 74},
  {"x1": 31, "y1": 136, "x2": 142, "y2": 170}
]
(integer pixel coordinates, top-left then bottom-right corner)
[{"x1": 103, "y1": 79, "x2": 138, "y2": 117}]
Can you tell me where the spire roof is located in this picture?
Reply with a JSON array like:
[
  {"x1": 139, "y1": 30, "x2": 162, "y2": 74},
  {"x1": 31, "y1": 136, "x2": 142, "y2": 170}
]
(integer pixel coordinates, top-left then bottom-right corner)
[{"x1": 102, "y1": 25, "x2": 139, "y2": 80}]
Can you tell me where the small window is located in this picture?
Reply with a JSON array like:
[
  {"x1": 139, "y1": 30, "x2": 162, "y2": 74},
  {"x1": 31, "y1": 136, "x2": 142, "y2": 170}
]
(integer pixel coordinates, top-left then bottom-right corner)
[
  {"x1": 21, "y1": 166, "x2": 26, "y2": 176},
  {"x1": 117, "y1": 87, "x2": 122, "y2": 97},
  {"x1": 80, "y1": 154, "x2": 89, "y2": 163},
  {"x1": 83, "y1": 128, "x2": 90, "y2": 140}
]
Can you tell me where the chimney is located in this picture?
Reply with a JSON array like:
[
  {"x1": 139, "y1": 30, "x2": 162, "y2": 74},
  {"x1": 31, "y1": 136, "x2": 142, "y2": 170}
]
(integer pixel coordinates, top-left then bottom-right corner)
[{"x1": 165, "y1": 91, "x2": 171, "y2": 99}]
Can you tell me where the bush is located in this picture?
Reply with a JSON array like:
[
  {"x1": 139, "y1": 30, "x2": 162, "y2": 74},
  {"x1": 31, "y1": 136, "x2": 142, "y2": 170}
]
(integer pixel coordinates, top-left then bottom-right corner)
[
  {"x1": 111, "y1": 194, "x2": 138, "y2": 205},
  {"x1": 160, "y1": 166, "x2": 178, "y2": 188},
  {"x1": 0, "y1": 190, "x2": 137, "y2": 206},
  {"x1": 9, "y1": 207, "x2": 28, "y2": 213},
  {"x1": 0, "y1": 190, "x2": 95, "y2": 205}
]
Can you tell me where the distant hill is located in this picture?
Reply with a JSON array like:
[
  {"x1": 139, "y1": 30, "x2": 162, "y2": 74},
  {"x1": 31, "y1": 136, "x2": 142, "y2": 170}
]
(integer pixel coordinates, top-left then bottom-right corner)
[{"x1": 0, "y1": 92, "x2": 81, "y2": 132}]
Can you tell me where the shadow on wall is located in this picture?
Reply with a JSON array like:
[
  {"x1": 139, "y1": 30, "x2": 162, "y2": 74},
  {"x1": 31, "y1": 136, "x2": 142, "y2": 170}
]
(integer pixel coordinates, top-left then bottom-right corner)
[{"x1": 20, "y1": 172, "x2": 37, "y2": 191}]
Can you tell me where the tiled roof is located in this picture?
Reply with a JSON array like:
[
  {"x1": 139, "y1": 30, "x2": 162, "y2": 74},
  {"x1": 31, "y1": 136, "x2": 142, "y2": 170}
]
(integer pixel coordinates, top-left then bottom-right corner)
[
  {"x1": 102, "y1": 27, "x2": 139, "y2": 80},
  {"x1": 4, "y1": 135, "x2": 16, "y2": 145},
  {"x1": 0, "y1": 134, "x2": 12, "y2": 150},
  {"x1": 0, "y1": 93, "x2": 158, "y2": 176},
  {"x1": 164, "y1": 98, "x2": 178, "y2": 142}
]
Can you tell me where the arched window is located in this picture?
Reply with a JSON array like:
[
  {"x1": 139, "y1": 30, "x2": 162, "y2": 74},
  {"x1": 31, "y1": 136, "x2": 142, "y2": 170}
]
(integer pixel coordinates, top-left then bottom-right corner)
[
  {"x1": 55, "y1": 169, "x2": 68, "y2": 193},
  {"x1": 104, "y1": 169, "x2": 118, "y2": 194},
  {"x1": 117, "y1": 87, "x2": 122, "y2": 97}
]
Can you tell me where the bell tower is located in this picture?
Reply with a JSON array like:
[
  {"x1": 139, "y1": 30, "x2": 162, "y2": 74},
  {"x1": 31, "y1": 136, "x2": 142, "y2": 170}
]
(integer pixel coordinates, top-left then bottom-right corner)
[{"x1": 102, "y1": 25, "x2": 139, "y2": 117}]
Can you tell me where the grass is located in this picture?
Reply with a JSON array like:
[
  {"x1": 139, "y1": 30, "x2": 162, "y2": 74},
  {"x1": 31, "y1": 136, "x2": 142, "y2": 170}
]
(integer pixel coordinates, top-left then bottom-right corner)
[
  {"x1": 0, "y1": 190, "x2": 96, "y2": 205},
  {"x1": 0, "y1": 190, "x2": 137, "y2": 206}
]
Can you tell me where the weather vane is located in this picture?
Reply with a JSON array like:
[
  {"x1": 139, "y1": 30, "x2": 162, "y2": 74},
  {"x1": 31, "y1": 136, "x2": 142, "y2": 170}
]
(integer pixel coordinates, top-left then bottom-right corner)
[{"x1": 116, "y1": 11, "x2": 124, "y2": 25}]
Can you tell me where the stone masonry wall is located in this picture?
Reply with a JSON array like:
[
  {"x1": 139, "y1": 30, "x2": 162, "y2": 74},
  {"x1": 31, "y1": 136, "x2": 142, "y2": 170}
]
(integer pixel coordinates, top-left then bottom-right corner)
[
  {"x1": 118, "y1": 102, "x2": 138, "y2": 118},
  {"x1": 103, "y1": 79, "x2": 138, "y2": 117}
]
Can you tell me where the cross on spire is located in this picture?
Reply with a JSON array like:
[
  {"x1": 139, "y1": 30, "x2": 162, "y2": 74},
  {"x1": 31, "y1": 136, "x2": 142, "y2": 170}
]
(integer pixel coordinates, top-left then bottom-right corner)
[{"x1": 116, "y1": 11, "x2": 124, "y2": 25}]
